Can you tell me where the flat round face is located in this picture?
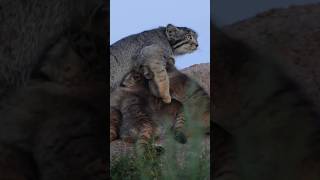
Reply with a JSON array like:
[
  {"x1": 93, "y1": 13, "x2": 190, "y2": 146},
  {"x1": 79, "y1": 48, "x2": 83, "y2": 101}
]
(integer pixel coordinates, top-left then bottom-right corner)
[
  {"x1": 173, "y1": 29, "x2": 198, "y2": 55},
  {"x1": 165, "y1": 24, "x2": 199, "y2": 55}
]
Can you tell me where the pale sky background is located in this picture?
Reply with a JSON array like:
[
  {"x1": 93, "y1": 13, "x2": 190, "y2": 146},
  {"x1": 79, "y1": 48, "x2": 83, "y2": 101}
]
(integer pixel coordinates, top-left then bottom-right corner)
[
  {"x1": 213, "y1": 0, "x2": 320, "y2": 26},
  {"x1": 110, "y1": 0, "x2": 210, "y2": 69},
  {"x1": 110, "y1": 0, "x2": 320, "y2": 69}
]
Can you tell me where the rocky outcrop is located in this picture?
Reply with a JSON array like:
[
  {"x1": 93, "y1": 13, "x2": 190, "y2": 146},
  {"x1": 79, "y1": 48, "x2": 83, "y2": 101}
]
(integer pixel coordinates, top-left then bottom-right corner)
[
  {"x1": 181, "y1": 63, "x2": 210, "y2": 95},
  {"x1": 213, "y1": 3, "x2": 320, "y2": 179},
  {"x1": 221, "y1": 3, "x2": 320, "y2": 111}
]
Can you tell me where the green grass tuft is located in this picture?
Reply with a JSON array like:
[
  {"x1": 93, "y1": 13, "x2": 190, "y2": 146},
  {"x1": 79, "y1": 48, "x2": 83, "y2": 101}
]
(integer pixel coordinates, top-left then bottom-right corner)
[{"x1": 111, "y1": 85, "x2": 210, "y2": 180}]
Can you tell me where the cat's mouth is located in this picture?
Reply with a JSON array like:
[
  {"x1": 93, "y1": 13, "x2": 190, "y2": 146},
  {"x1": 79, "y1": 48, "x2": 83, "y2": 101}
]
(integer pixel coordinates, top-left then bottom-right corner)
[
  {"x1": 191, "y1": 45, "x2": 198, "y2": 51},
  {"x1": 173, "y1": 43, "x2": 198, "y2": 55},
  {"x1": 190, "y1": 42, "x2": 199, "y2": 50}
]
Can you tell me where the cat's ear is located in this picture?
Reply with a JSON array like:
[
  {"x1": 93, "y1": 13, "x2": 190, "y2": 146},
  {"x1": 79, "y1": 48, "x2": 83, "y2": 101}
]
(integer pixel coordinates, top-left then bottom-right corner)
[
  {"x1": 70, "y1": 32, "x2": 98, "y2": 62},
  {"x1": 166, "y1": 24, "x2": 179, "y2": 40}
]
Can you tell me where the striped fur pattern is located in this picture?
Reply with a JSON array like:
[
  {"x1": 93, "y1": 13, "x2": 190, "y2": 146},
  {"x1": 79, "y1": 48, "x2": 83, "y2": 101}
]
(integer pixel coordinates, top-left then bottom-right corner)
[
  {"x1": 110, "y1": 23, "x2": 198, "y2": 97},
  {"x1": 110, "y1": 64, "x2": 210, "y2": 147},
  {"x1": 213, "y1": 25, "x2": 320, "y2": 180},
  {"x1": 162, "y1": 70, "x2": 210, "y2": 131},
  {"x1": 110, "y1": 71, "x2": 187, "y2": 147}
]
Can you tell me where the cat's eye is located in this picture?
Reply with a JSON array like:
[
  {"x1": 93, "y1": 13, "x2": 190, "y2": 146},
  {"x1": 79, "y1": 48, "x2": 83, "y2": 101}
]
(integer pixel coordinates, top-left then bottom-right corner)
[
  {"x1": 133, "y1": 74, "x2": 140, "y2": 80},
  {"x1": 185, "y1": 34, "x2": 192, "y2": 40}
]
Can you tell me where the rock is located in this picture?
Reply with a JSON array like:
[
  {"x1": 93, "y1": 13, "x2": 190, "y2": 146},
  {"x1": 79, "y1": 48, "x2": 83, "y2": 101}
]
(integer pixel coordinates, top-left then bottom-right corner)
[
  {"x1": 221, "y1": 2, "x2": 320, "y2": 111},
  {"x1": 181, "y1": 63, "x2": 210, "y2": 95},
  {"x1": 213, "y1": 3, "x2": 320, "y2": 179}
]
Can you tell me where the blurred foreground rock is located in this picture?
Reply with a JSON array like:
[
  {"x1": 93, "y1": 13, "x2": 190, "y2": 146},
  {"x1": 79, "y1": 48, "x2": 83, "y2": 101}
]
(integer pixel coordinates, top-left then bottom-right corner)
[{"x1": 222, "y1": 2, "x2": 320, "y2": 111}]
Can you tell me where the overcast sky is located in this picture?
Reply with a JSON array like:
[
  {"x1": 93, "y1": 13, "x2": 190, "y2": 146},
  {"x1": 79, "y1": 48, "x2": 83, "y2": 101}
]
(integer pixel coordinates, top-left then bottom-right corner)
[
  {"x1": 213, "y1": 0, "x2": 320, "y2": 26},
  {"x1": 110, "y1": 0, "x2": 210, "y2": 69},
  {"x1": 110, "y1": 0, "x2": 320, "y2": 69}
]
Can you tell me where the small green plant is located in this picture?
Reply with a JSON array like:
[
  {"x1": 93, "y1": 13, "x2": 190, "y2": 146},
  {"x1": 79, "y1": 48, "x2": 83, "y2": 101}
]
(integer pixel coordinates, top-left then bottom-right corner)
[{"x1": 111, "y1": 85, "x2": 210, "y2": 180}]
